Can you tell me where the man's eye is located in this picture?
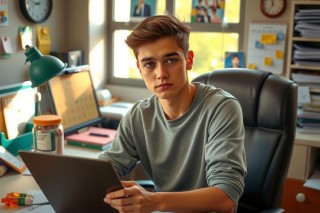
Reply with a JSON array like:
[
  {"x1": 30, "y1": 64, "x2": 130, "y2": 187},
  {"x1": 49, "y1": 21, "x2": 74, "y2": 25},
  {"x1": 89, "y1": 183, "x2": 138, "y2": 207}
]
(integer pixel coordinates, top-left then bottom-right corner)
[
  {"x1": 144, "y1": 62, "x2": 154, "y2": 68},
  {"x1": 167, "y1": 58, "x2": 177, "y2": 64}
]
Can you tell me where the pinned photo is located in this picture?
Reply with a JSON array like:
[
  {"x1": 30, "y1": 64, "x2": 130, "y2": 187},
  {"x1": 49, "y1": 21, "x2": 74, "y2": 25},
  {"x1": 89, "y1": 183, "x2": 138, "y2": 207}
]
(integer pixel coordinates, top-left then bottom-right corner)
[{"x1": 224, "y1": 52, "x2": 244, "y2": 68}]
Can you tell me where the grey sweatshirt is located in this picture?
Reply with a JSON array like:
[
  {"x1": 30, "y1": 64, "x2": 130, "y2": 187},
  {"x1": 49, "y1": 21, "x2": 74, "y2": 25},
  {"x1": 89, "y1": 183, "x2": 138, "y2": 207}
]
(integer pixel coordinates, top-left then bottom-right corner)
[{"x1": 99, "y1": 82, "x2": 247, "y2": 203}]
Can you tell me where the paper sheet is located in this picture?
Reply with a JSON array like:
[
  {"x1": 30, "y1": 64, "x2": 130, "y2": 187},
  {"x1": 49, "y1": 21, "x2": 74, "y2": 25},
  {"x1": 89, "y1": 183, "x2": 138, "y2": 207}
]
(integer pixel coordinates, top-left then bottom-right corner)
[
  {"x1": 303, "y1": 169, "x2": 320, "y2": 191},
  {"x1": 14, "y1": 190, "x2": 55, "y2": 213}
]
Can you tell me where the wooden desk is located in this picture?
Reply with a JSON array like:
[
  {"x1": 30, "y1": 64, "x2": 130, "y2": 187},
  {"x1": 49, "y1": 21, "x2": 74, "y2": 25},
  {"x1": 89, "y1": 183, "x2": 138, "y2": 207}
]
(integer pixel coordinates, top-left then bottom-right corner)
[
  {"x1": 281, "y1": 130, "x2": 320, "y2": 213},
  {"x1": 0, "y1": 144, "x2": 103, "y2": 213}
]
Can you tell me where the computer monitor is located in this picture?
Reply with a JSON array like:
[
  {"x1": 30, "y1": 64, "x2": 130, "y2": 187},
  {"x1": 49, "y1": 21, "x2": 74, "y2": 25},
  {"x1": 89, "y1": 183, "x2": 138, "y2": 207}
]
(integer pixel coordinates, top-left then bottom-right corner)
[{"x1": 46, "y1": 65, "x2": 102, "y2": 135}]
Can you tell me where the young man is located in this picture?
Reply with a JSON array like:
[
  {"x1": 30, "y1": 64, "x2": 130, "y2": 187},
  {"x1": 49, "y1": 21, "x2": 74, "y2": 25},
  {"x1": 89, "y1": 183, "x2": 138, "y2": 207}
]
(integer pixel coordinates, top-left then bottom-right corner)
[{"x1": 99, "y1": 15, "x2": 247, "y2": 213}]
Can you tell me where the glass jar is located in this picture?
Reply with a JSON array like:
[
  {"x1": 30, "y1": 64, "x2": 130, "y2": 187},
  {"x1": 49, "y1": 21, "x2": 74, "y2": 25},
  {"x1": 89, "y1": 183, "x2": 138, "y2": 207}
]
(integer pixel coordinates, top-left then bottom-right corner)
[{"x1": 33, "y1": 114, "x2": 64, "y2": 154}]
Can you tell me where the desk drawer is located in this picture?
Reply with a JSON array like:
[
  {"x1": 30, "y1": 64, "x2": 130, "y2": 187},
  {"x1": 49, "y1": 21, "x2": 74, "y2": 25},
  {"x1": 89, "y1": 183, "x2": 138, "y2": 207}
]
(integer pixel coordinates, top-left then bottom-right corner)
[{"x1": 281, "y1": 178, "x2": 320, "y2": 213}]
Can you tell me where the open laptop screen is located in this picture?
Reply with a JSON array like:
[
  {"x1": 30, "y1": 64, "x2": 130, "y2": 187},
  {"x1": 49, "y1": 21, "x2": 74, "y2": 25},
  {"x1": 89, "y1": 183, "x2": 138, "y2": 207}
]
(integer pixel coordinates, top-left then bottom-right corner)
[{"x1": 47, "y1": 66, "x2": 102, "y2": 135}]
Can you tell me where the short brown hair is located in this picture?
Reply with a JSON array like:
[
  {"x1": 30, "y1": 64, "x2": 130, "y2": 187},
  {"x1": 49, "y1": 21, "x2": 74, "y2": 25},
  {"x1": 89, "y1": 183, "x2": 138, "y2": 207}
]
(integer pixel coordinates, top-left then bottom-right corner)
[{"x1": 125, "y1": 15, "x2": 191, "y2": 58}]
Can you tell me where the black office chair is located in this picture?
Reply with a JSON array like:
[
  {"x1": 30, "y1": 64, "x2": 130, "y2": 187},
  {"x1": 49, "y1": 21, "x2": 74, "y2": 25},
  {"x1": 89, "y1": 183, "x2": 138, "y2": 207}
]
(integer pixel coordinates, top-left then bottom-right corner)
[
  {"x1": 191, "y1": 68, "x2": 298, "y2": 213},
  {"x1": 137, "y1": 68, "x2": 297, "y2": 212}
]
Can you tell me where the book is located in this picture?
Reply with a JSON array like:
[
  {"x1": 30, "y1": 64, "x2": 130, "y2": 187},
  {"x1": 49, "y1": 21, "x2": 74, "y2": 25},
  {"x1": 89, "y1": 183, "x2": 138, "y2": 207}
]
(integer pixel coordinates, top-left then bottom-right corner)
[
  {"x1": 0, "y1": 145, "x2": 26, "y2": 173},
  {"x1": 66, "y1": 127, "x2": 116, "y2": 150}
]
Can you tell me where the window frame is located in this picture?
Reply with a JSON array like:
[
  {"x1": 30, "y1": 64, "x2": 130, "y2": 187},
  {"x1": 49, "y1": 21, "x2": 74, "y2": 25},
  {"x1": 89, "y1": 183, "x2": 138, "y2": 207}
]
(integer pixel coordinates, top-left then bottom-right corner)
[{"x1": 106, "y1": 0, "x2": 246, "y2": 87}]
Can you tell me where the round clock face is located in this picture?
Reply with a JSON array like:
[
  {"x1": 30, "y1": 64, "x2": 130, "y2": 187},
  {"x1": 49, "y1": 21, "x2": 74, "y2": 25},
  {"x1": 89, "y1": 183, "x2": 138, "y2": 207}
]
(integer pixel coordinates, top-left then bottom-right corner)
[
  {"x1": 260, "y1": 0, "x2": 287, "y2": 18},
  {"x1": 19, "y1": 0, "x2": 52, "y2": 23}
]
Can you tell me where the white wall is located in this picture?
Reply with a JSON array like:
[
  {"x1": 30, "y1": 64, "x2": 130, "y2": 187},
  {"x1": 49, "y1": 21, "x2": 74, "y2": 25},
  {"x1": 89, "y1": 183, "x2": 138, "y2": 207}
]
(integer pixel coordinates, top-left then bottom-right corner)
[{"x1": 0, "y1": 0, "x2": 67, "y2": 85}]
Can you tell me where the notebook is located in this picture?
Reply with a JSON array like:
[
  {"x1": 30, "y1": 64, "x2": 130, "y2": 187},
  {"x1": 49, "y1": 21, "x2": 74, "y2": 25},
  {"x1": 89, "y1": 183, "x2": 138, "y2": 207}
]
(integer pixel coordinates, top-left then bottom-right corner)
[{"x1": 19, "y1": 151, "x2": 122, "y2": 213}]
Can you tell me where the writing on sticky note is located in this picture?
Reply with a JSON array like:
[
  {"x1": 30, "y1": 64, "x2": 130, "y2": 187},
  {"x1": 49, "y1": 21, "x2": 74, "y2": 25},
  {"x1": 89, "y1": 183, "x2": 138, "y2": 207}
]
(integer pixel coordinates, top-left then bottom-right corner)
[
  {"x1": 275, "y1": 50, "x2": 283, "y2": 59},
  {"x1": 261, "y1": 34, "x2": 277, "y2": 44},
  {"x1": 264, "y1": 57, "x2": 273, "y2": 66},
  {"x1": 248, "y1": 64, "x2": 256, "y2": 69}
]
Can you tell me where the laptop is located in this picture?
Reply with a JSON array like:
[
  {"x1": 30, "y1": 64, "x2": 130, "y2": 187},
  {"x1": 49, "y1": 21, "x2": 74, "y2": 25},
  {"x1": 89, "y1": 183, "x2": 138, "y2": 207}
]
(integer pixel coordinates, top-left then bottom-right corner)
[{"x1": 19, "y1": 151, "x2": 123, "y2": 213}]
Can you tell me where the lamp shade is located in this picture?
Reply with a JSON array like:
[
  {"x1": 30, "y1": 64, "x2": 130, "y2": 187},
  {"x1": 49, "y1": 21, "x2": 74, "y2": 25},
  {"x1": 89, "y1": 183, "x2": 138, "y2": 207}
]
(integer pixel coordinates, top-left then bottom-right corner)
[{"x1": 24, "y1": 46, "x2": 67, "y2": 88}]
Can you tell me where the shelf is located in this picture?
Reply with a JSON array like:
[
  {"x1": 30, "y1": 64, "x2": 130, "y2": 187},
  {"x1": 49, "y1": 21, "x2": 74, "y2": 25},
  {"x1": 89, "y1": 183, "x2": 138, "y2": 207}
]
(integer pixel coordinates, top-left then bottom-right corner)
[
  {"x1": 292, "y1": 37, "x2": 320, "y2": 42},
  {"x1": 285, "y1": 1, "x2": 320, "y2": 78},
  {"x1": 290, "y1": 64, "x2": 320, "y2": 71},
  {"x1": 295, "y1": 130, "x2": 320, "y2": 148}
]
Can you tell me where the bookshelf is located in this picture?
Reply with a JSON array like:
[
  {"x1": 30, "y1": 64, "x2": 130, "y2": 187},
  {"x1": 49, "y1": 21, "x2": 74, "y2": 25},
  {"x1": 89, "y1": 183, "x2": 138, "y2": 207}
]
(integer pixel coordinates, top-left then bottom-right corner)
[
  {"x1": 285, "y1": 1, "x2": 320, "y2": 134},
  {"x1": 281, "y1": 2, "x2": 320, "y2": 212},
  {"x1": 285, "y1": 1, "x2": 320, "y2": 79}
]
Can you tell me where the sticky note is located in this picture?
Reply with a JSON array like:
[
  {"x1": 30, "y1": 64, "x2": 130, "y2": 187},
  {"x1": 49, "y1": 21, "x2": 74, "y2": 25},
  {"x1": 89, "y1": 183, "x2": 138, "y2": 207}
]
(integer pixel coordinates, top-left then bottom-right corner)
[
  {"x1": 277, "y1": 32, "x2": 285, "y2": 41},
  {"x1": 248, "y1": 64, "x2": 256, "y2": 69},
  {"x1": 255, "y1": 41, "x2": 263, "y2": 49},
  {"x1": 275, "y1": 50, "x2": 283, "y2": 59},
  {"x1": 0, "y1": 10, "x2": 6, "y2": 16},
  {"x1": 37, "y1": 26, "x2": 51, "y2": 55},
  {"x1": 264, "y1": 57, "x2": 273, "y2": 66},
  {"x1": 261, "y1": 34, "x2": 277, "y2": 44}
]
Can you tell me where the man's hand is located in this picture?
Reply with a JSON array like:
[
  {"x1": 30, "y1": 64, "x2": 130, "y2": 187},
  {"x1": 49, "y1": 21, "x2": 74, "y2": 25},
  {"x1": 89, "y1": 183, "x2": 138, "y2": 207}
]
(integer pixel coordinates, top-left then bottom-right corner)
[{"x1": 104, "y1": 181, "x2": 158, "y2": 213}]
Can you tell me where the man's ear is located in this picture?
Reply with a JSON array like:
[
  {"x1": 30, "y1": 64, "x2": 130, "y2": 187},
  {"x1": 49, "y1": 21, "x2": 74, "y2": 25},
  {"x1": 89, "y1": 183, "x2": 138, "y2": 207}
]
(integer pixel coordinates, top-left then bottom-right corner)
[{"x1": 186, "y1": 50, "x2": 194, "y2": 70}]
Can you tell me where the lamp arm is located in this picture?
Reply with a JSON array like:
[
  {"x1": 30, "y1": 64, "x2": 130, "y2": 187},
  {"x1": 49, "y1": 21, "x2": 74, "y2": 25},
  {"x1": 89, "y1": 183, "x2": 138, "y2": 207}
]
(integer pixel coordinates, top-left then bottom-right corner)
[{"x1": 34, "y1": 91, "x2": 41, "y2": 116}]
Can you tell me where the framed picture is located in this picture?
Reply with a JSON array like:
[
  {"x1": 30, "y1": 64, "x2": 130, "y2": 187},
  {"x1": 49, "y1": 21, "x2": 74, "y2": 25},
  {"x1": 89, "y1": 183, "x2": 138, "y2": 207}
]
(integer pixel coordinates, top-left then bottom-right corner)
[
  {"x1": 130, "y1": 0, "x2": 156, "y2": 21},
  {"x1": 224, "y1": 51, "x2": 244, "y2": 68},
  {"x1": 191, "y1": 0, "x2": 225, "y2": 23}
]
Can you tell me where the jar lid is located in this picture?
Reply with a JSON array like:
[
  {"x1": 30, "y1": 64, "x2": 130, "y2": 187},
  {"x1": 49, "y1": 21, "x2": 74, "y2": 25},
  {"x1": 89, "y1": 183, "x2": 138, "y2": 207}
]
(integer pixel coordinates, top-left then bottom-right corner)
[{"x1": 33, "y1": 114, "x2": 62, "y2": 126}]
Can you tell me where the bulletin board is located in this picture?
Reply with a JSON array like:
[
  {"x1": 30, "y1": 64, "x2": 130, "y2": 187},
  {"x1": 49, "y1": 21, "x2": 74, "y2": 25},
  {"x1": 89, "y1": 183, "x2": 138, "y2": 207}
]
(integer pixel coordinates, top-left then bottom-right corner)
[
  {"x1": 247, "y1": 21, "x2": 287, "y2": 74},
  {"x1": 47, "y1": 68, "x2": 102, "y2": 135}
]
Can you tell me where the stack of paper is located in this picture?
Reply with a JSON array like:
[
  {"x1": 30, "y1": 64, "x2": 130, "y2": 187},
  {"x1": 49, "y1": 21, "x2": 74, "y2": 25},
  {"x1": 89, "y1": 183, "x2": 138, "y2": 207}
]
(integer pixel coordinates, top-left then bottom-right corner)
[
  {"x1": 292, "y1": 43, "x2": 320, "y2": 66},
  {"x1": 297, "y1": 108, "x2": 320, "y2": 133},
  {"x1": 295, "y1": 8, "x2": 320, "y2": 39},
  {"x1": 304, "y1": 167, "x2": 320, "y2": 191}
]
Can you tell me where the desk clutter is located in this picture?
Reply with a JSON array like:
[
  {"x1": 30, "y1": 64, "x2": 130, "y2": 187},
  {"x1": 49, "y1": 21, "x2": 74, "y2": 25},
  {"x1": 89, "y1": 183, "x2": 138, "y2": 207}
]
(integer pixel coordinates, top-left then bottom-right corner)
[
  {"x1": 0, "y1": 65, "x2": 120, "y2": 176},
  {"x1": 1, "y1": 190, "x2": 52, "y2": 211},
  {"x1": 0, "y1": 82, "x2": 34, "y2": 161},
  {"x1": 1, "y1": 192, "x2": 34, "y2": 207},
  {"x1": 293, "y1": 70, "x2": 320, "y2": 134}
]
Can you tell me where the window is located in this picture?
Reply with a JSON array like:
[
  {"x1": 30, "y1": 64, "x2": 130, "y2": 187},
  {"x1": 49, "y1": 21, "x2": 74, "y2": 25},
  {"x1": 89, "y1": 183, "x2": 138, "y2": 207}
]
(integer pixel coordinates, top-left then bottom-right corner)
[{"x1": 107, "y1": 0, "x2": 245, "y2": 86}]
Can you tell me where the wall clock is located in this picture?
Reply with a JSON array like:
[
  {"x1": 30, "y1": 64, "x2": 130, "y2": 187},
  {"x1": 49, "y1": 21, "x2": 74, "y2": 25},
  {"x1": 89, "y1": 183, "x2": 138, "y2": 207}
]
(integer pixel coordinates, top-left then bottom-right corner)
[
  {"x1": 19, "y1": 0, "x2": 53, "y2": 23},
  {"x1": 260, "y1": 0, "x2": 287, "y2": 18}
]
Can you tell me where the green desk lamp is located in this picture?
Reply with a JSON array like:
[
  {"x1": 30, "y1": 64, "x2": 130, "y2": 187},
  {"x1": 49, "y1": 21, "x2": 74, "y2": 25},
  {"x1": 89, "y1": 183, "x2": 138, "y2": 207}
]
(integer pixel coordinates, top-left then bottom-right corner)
[{"x1": 24, "y1": 45, "x2": 67, "y2": 115}]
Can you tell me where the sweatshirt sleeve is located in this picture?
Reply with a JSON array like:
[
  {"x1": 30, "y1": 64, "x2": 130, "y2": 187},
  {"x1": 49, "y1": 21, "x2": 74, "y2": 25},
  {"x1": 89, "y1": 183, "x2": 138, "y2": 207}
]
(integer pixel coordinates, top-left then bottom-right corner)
[
  {"x1": 205, "y1": 98, "x2": 247, "y2": 203},
  {"x1": 98, "y1": 113, "x2": 139, "y2": 178}
]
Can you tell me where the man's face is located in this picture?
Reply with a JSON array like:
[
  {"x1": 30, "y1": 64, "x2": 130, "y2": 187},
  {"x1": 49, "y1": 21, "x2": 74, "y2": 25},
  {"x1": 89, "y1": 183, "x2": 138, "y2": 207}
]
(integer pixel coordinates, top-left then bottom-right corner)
[
  {"x1": 136, "y1": 37, "x2": 193, "y2": 100},
  {"x1": 232, "y1": 56, "x2": 240, "y2": 65}
]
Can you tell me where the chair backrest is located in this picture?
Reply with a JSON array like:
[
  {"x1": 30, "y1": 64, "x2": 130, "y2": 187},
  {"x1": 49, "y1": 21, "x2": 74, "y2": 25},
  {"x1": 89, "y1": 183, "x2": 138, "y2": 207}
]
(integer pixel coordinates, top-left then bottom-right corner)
[{"x1": 192, "y1": 68, "x2": 297, "y2": 213}]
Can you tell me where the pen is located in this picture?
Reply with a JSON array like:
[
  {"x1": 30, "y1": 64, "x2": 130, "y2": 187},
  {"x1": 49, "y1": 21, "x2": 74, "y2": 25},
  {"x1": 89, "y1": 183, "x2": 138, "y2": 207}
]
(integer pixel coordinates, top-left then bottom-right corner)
[{"x1": 89, "y1": 132, "x2": 109, "y2": 137}]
